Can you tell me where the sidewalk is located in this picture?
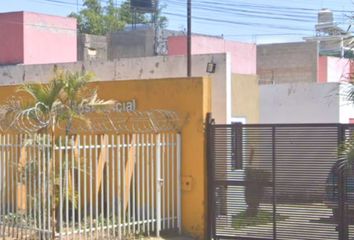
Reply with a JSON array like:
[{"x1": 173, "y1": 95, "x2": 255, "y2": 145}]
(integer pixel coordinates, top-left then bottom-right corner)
[
  {"x1": 1, "y1": 236, "x2": 195, "y2": 240},
  {"x1": 0, "y1": 236, "x2": 195, "y2": 240},
  {"x1": 148, "y1": 237, "x2": 195, "y2": 240},
  {"x1": 0, "y1": 234, "x2": 196, "y2": 240}
]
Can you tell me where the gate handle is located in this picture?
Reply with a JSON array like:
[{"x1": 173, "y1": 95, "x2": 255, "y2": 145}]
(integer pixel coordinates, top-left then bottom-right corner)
[{"x1": 158, "y1": 178, "x2": 164, "y2": 186}]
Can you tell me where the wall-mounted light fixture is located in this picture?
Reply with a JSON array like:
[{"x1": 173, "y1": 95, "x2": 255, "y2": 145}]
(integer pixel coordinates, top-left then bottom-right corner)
[{"x1": 206, "y1": 61, "x2": 216, "y2": 73}]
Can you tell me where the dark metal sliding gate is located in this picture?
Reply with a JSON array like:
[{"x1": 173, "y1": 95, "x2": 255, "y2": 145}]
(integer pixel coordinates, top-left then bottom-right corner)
[{"x1": 207, "y1": 118, "x2": 354, "y2": 240}]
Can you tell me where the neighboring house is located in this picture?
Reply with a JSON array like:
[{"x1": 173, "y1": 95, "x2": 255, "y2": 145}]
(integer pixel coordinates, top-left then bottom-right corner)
[
  {"x1": 257, "y1": 40, "x2": 354, "y2": 124},
  {"x1": 257, "y1": 41, "x2": 353, "y2": 84},
  {"x1": 318, "y1": 56, "x2": 353, "y2": 83},
  {"x1": 168, "y1": 35, "x2": 257, "y2": 75},
  {"x1": 0, "y1": 11, "x2": 77, "y2": 65}
]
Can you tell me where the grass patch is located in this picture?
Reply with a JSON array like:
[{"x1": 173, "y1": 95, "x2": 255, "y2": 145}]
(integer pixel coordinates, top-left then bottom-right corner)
[{"x1": 232, "y1": 210, "x2": 288, "y2": 229}]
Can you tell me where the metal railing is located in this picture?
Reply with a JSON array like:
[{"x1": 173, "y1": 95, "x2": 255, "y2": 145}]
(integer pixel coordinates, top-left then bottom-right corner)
[
  {"x1": 207, "y1": 120, "x2": 354, "y2": 240},
  {"x1": 0, "y1": 132, "x2": 181, "y2": 239}
]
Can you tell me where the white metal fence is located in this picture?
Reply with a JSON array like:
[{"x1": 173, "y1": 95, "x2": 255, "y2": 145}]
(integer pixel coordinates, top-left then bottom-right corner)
[{"x1": 0, "y1": 133, "x2": 181, "y2": 239}]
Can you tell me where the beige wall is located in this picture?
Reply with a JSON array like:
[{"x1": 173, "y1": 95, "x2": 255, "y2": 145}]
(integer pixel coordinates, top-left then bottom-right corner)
[{"x1": 231, "y1": 74, "x2": 259, "y2": 123}]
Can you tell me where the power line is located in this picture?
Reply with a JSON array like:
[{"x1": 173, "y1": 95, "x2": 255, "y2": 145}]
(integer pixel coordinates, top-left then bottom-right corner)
[
  {"x1": 17, "y1": 0, "x2": 354, "y2": 38},
  {"x1": 163, "y1": 11, "x2": 316, "y2": 32}
]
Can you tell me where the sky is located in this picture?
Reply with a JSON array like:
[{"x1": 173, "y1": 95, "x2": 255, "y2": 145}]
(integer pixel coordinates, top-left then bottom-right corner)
[{"x1": 1, "y1": 0, "x2": 353, "y2": 43}]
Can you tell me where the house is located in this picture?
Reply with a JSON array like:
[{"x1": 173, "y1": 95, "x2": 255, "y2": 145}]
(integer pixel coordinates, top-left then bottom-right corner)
[
  {"x1": 0, "y1": 11, "x2": 77, "y2": 65},
  {"x1": 256, "y1": 7, "x2": 354, "y2": 123},
  {"x1": 257, "y1": 41, "x2": 354, "y2": 123}
]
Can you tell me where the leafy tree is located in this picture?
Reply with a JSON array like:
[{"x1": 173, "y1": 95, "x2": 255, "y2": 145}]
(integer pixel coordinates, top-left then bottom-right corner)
[
  {"x1": 69, "y1": 0, "x2": 105, "y2": 35},
  {"x1": 154, "y1": 4, "x2": 168, "y2": 30},
  {"x1": 69, "y1": 0, "x2": 168, "y2": 35},
  {"x1": 104, "y1": 0, "x2": 125, "y2": 33}
]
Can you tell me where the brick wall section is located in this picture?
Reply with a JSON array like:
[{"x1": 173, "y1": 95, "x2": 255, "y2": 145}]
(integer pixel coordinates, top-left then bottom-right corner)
[{"x1": 257, "y1": 42, "x2": 318, "y2": 84}]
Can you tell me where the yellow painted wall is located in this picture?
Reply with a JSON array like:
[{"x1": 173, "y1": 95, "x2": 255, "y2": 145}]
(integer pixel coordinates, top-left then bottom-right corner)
[
  {"x1": 0, "y1": 77, "x2": 211, "y2": 239},
  {"x1": 232, "y1": 74, "x2": 259, "y2": 123}
]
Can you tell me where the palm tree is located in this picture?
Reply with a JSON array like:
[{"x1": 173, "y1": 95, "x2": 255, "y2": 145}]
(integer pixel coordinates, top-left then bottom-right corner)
[
  {"x1": 15, "y1": 69, "x2": 114, "y2": 134},
  {"x1": 6, "y1": 69, "x2": 115, "y2": 234}
]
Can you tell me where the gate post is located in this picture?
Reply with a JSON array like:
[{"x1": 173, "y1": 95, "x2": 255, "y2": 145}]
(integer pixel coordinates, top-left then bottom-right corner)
[
  {"x1": 272, "y1": 126, "x2": 277, "y2": 240},
  {"x1": 337, "y1": 124, "x2": 349, "y2": 240},
  {"x1": 206, "y1": 113, "x2": 215, "y2": 240},
  {"x1": 51, "y1": 129, "x2": 57, "y2": 240},
  {"x1": 177, "y1": 133, "x2": 182, "y2": 234},
  {"x1": 338, "y1": 167, "x2": 348, "y2": 240},
  {"x1": 156, "y1": 134, "x2": 162, "y2": 237}
]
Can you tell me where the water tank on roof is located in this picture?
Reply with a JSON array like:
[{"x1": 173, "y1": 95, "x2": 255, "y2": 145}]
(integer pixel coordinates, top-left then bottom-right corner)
[
  {"x1": 130, "y1": 0, "x2": 157, "y2": 12},
  {"x1": 318, "y1": 8, "x2": 334, "y2": 25}
]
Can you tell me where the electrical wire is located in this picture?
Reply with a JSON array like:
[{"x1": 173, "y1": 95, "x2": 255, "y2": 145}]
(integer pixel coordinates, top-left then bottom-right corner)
[{"x1": 14, "y1": 0, "x2": 354, "y2": 39}]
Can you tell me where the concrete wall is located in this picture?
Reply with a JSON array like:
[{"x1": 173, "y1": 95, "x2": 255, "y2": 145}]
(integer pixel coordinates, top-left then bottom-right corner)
[
  {"x1": 0, "y1": 77, "x2": 212, "y2": 239},
  {"x1": 168, "y1": 35, "x2": 257, "y2": 75},
  {"x1": 0, "y1": 53, "x2": 234, "y2": 124},
  {"x1": 0, "y1": 12, "x2": 24, "y2": 65},
  {"x1": 231, "y1": 74, "x2": 259, "y2": 123},
  {"x1": 77, "y1": 33, "x2": 107, "y2": 61},
  {"x1": 108, "y1": 29, "x2": 156, "y2": 60},
  {"x1": 257, "y1": 42, "x2": 318, "y2": 84},
  {"x1": 77, "y1": 29, "x2": 183, "y2": 60},
  {"x1": 0, "y1": 12, "x2": 77, "y2": 65},
  {"x1": 260, "y1": 82, "x2": 342, "y2": 123}
]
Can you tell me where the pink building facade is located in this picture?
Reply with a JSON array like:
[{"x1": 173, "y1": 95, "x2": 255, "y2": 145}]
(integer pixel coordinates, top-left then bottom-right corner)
[
  {"x1": 0, "y1": 11, "x2": 77, "y2": 65},
  {"x1": 168, "y1": 35, "x2": 256, "y2": 75},
  {"x1": 318, "y1": 56, "x2": 353, "y2": 83}
]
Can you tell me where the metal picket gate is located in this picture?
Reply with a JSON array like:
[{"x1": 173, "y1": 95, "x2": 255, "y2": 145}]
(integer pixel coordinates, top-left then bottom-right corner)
[
  {"x1": 207, "y1": 117, "x2": 354, "y2": 240},
  {"x1": 0, "y1": 132, "x2": 181, "y2": 239}
]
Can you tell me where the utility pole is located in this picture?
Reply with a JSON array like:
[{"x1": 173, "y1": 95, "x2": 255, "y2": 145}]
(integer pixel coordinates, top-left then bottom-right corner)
[{"x1": 187, "y1": 0, "x2": 192, "y2": 77}]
